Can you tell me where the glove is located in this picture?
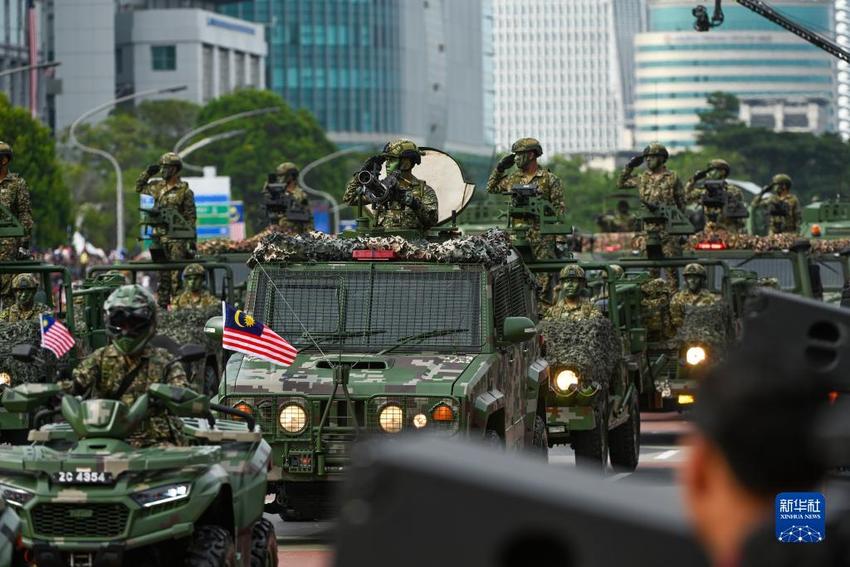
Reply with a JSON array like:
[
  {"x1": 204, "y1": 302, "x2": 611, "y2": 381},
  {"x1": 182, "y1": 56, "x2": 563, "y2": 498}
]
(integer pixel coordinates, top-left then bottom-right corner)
[
  {"x1": 693, "y1": 169, "x2": 708, "y2": 181},
  {"x1": 626, "y1": 155, "x2": 644, "y2": 169},
  {"x1": 403, "y1": 192, "x2": 421, "y2": 210},
  {"x1": 496, "y1": 154, "x2": 515, "y2": 172},
  {"x1": 146, "y1": 164, "x2": 161, "y2": 176}
]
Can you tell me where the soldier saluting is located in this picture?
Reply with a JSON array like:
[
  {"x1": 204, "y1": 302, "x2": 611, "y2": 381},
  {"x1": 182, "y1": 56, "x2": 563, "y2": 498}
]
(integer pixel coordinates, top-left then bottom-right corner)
[
  {"x1": 343, "y1": 139, "x2": 438, "y2": 230},
  {"x1": 756, "y1": 173, "x2": 801, "y2": 235},
  {"x1": 136, "y1": 152, "x2": 197, "y2": 307},
  {"x1": 0, "y1": 142, "x2": 33, "y2": 304},
  {"x1": 263, "y1": 161, "x2": 313, "y2": 234}
]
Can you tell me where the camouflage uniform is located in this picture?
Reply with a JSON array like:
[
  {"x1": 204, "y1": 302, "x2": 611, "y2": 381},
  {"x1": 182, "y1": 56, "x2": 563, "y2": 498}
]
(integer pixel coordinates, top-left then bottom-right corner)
[
  {"x1": 619, "y1": 143, "x2": 685, "y2": 286},
  {"x1": 343, "y1": 140, "x2": 439, "y2": 230},
  {"x1": 684, "y1": 159, "x2": 746, "y2": 233},
  {"x1": 545, "y1": 265, "x2": 603, "y2": 320},
  {"x1": 0, "y1": 274, "x2": 47, "y2": 322},
  {"x1": 670, "y1": 289, "x2": 718, "y2": 328},
  {"x1": 264, "y1": 162, "x2": 314, "y2": 234},
  {"x1": 764, "y1": 193, "x2": 801, "y2": 235},
  {"x1": 65, "y1": 344, "x2": 188, "y2": 447},
  {"x1": 640, "y1": 278, "x2": 674, "y2": 341},
  {"x1": 172, "y1": 289, "x2": 218, "y2": 309},
  {"x1": 0, "y1": 143, "x2": 33, "y2": 301},
  {"x1": 136, "y1": 153, "x2": 197, "y2": 307}
]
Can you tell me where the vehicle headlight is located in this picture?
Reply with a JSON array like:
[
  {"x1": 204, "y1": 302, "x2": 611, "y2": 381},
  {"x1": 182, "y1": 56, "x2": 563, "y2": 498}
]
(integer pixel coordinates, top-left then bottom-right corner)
[
  {"x1": 278, "y1": 403, "x2": 307, "y2": 434},
  {"x1": 686, "y1": 346, "x2": 707, "y2": 366},
  {"x1": 378, "y1": 404, "x2": 403, "y2": 433},
  {"x1": 0, "y1": 484, "x2": 33, "y2": 508},
  {"x1": 231, "y1": 401, "x2": 253, "y2": 421},
  {"x1": 131, "y1": 483, "x2": 191, "y2": 508},
  {"x1": 0, "y1": 373, "x2": 11, "y2": 387},
  {"x1": 554, "y1": 369, "x2": 580, "y2": 392}
]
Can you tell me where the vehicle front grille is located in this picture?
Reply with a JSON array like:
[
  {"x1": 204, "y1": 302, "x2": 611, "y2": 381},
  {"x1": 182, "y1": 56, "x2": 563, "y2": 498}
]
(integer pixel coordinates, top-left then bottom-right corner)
[{"x1": 31, "y1": 503, "x2": 128, "y2": 538}]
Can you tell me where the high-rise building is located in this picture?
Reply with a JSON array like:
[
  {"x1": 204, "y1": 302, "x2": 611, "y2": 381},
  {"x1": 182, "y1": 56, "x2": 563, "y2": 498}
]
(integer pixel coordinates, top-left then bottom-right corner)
[
  {"x1": 493, "y1": 0, "x2": 642, "y2": 155},
  {"x1": 0, "y1": 1, "x2": 50, "y2": 120},
  {"x1": 220, "y1": 0, "x2": 493, "y2": 154},
  {"x1": 835, "y1": 0, "x2": 850, "y2": 138},
  {"x1": 613, "y1": 0, "x2": 648, "y2": 137},
  {"x1": 635, "y1": 0, "x2": 837, "y2": 152}
]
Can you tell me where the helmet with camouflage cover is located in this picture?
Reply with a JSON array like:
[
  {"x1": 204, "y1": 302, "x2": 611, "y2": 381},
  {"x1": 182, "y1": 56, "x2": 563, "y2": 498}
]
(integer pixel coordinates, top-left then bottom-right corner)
[
  {"x1": 771, "y1": 173, "x2": 792, "y2": 188},
  {"x1": 643, "y1": 143, "x2": 669, "y2": 160},
  {"x1": 0, "y1": 142, "x2": 12, "y2": 162},
  {"x1": 159, "y1": 152, "x2": 182, "y2": 168},
  {"x1": 560, "y1": 264, "x2": 586, "y2": 280},
  {"x1": 181, "y1": 263, "x2": 205, "y2": 279},
  {"x1": 11, "y1": 273, "x2": 37, "y2": 290},
  {"x1": 104, "y1": 285, "x2": 157, "y2": 355},
  {"x1": 708, "y1": 159, "x2": 730, "y2": 174},
  {"x1": 382, "y1": 139, "x2": 422, "y2": 165},
  {"x1": 683, "y1": 263, "x2": 707, "y2": 278},
  {"x1": 275, "y1": 162, "x2": 299, "y2": 176},
  {"x1": 511, "y1": 137, "x2": 543, "y2": 157}
]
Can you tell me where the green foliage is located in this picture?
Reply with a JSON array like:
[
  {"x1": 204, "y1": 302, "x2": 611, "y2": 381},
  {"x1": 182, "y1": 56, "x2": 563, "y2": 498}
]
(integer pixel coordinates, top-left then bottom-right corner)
[
  {"x1": 544, "y1": 155, "x2": 617, "y2": 231},
  {"x1": 666, "y1": 148, "x2": 748, "y2": 184},
  {"x1": 191, "y1": 89, "x2": 343, "y2": 234},
  {"x1": 0, "y1": 94, "x2": 71, "y2": 247},
  {"x1": 696, "y1": 91, "x2": 742, "y2": 132}
]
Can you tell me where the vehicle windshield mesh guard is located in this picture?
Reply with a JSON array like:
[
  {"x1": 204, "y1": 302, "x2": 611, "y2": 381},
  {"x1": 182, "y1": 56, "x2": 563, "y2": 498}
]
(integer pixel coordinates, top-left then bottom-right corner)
[{"x1": 251, "y1": 266, "x2": 485, "y2": 352}]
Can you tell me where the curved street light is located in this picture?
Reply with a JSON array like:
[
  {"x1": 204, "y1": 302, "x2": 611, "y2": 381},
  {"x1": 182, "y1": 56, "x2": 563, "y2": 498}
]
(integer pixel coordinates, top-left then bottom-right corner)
[
  {"x1": 69, "y1": 84, "x2": 188, "y2": 255},
  {"x1": 298, "y1": 145, "x2": 370, "y2": 234},
  {"x1": 0, "y1": 60, "x2": 60, "y2": 79},
  {"x1": 177, "y1": 129, "x2": 246, "y2": 172}
]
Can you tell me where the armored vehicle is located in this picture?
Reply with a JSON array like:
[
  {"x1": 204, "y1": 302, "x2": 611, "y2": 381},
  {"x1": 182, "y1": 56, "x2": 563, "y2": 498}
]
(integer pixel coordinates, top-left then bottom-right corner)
[
  {"x1": 801, "y1": 198, "x2": 850, "y2": 240},
  {"x1": 0, "y1": 361, "x2": 275, "y2": 566}
]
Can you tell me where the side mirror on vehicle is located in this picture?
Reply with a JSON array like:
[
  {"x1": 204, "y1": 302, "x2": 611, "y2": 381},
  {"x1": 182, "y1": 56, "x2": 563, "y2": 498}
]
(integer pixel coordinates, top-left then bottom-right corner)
[
  {"x1": 500, "y1": 317, "x2": 537, "y2": 346},
  {"x1": 204, "y1": 316, "x2": 223, "y2": 340},
  {"x1": 148, "y1": 384, "x2": 210, "y2": 418},
  {"x1": 178, "y1": 344, "x2": 206, "y2": 363},
  {"x1": 11, "y1": 343, "x2": 37, "y2": 363}
]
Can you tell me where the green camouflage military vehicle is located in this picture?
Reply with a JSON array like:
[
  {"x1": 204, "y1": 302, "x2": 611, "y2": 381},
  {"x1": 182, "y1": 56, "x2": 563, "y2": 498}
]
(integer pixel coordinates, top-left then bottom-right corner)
[
  {"x1": 208, "y1": 229, "x2": 546, "y2": 520},
  {"x1": 0, "y1": 375, "x2": 275, "y2": 566},
  {"x1": 0, "y1": 495, "x2": 19, "y2": 567},
  {"x1": 800, "y1": 198, "x2": 850, "y2": 240}
]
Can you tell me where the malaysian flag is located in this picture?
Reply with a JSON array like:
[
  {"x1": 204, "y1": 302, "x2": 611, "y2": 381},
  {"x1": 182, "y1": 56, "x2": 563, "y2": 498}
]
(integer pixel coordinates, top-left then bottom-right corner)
[
  {"x1": 40, "y1": 314, "x2": 75, "y2": 358},
  {"x1": 221, "y1": 303, "x2": 296, "y2": 367}
]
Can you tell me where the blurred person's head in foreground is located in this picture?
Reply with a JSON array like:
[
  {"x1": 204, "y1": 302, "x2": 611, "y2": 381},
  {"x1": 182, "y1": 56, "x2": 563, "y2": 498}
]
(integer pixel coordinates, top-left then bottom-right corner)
[{"x1": 680, "y1": 352, "x2": 827, "y2": 567}]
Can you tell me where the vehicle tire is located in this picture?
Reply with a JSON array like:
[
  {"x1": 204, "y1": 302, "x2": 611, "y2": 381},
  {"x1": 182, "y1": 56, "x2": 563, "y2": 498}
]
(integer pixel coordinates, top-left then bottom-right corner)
[
  {"x1": 530, "y1": 414, "x2": 548, "y2": 458},
  {"x1": 250, "y1": 518, "x2": 278, "y2": 567},
  {"x1": 204, "y1": 362, "x2": 219, "y2": 396},
  {"x1": 184, "y1": 525, "x2": 236, "y2": 567},
  {"x1": 609, "y1": 388, "x2": 640, "y2": 472},
  {"x1": 571, "y1": 393, "x2": 609, "y2": 472}
]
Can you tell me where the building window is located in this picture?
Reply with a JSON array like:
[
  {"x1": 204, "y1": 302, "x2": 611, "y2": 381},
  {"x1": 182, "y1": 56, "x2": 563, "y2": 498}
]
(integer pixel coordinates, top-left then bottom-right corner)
[{"x1": 151, "y1": 45, "x2": 176, "y2": 71}]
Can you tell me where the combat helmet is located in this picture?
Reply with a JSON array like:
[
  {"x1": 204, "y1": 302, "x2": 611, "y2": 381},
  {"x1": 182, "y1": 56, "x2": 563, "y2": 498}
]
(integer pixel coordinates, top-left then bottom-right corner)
[
  {"x1": 511, "y1": 137, "x2": 543, "y2": 157},
  {"x1": 683, "y1": 263, "x2": 707, "y2": 278},
  {"x1": 560, "y1": 264, "x2": 586, "y2": 280},
  {"x1": 275, "y1": 162, "x2": 299, "y2": 176},
  {"x1": 0, "y1": 142, "x2": 12, "y2": 162},
  {"x1": 382, "y1": 139, "x2": 422, "y2": 165},
  {"x1": 642, "y1": 143, "x2": 669, "y2": 160},
  {"x1": 159, "y1": 152, "x2": 183, "y2": 168},
  {"x1": 11, "y1": 273, "x2": 37, "y2": 290},
  {"x1": 771, "y1": 173, "x2": 792, "y2": 188},
  {"x1": 182, "y1": 263, "x2": 205, "y2": 279},
  {"x1": 104, "y1": 285, "x2": 157, "y2": 355},
  {"x1": 708, "y1": 159, "x2": 730, "y2": 174}
]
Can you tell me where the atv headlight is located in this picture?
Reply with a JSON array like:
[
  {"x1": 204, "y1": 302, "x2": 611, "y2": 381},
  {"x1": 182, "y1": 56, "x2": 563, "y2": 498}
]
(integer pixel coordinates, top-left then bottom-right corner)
[
  {"x1": 278, "y1": 403, "x2": 307, "y2": 434},
  {"x1": 554, "y1": 369, "x2": 579, "y2": 393},
  {"x1": 686, "y1": 346, "x2": 707, "y2": 366},
  {"x1": 0, "y1": 373, "x2": 11, "y2": 387},
  {"x1": 378, "y1": 404, "x2": 403, "y2": 433},
  {"x1": 0, "y1": 484, "x2": 32, "y2": 508},
  {"x1": 131, "y1": 483, "x2": 191, "y2": 508}
]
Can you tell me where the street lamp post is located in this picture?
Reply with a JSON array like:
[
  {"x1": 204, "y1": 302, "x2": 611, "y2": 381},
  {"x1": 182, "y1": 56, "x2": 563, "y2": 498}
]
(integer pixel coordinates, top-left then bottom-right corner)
[
  {"x1": 0, "y1": 60, "x2": 60, "y2": 79},
  {"x1": 69, "y1": 85, "x2": 187, "y2": 255},
  {"x1": 298, "y1": 146, "x2": 369, "y2": 234},
  {"x1": 173, "y1": 106, "x2": 280, "y2": 153},
  {"x1": 176, "y1": 129, "x2": 246, "y2": 173}
]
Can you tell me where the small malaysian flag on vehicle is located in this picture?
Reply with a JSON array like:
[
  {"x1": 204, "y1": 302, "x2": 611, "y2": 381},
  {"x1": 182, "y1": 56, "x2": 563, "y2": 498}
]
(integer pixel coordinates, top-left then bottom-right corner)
[
  {"x1": 221, "y1": 302, "x2": 296, "y2": 367},
  {"x1": 40, "y1": 314, "x2": 75, "y2": 358}
]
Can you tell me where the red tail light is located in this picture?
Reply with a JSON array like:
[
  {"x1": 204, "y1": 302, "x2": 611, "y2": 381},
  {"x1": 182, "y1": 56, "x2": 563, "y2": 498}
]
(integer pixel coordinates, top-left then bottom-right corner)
[
  {"x1": 352, "y1": 249, "x2": 398, "y2": 261},
  {"x1": 695, "y1": 241, "x2": 727, "y2": 251}
]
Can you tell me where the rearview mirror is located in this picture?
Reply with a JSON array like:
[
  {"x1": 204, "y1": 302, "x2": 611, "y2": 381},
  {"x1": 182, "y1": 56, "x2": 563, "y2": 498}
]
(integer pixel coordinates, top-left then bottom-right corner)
[
  {"x1": 178, "y1": 344, "x2": 206, "y2": 363},
  {"x1": 500, "y1": 317, "x2": 537, "y2": 346},
  {"x1": 11, "y1": 343, "x2": 37, "y2": 363},
  {"x1": 204, "y1": 316, "x2": 223, "y2": 340}
]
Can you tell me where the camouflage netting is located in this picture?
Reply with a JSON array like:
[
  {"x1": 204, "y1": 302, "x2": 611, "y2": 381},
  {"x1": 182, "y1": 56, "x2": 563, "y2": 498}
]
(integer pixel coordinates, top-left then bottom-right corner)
[
  {"x1": 538, "y1": 316, "x2": 622, "y2": 386},
  {"x1": 197, "y1": 226, "x2": 283, "y2": 255},
  {"x1": 688, "y1": 229, "x2": 850, "y2": 254},
  {"x1": 248, "y1": 229, "x2": 513, "y2": 268},
  {"x1": 0, "y1": 321, "x2": 62, "y2": 384},
  {"x1": 158, "y1": 305, "x2": 222, "y2": 389},
  {"x1": 675, "y1": 303, "x2": 734, "y2": 361}
]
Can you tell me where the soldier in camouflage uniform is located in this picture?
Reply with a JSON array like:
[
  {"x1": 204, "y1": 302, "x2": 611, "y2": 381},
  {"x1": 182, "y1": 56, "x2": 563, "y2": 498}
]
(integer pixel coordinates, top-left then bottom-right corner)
[
  {"x1": 0, "y1": 143, "x2": 33, "y2": 303},
  {"x1": 61, "y1": 285, "x2": 188, "y2": 448},
  {"x1": 545, "y1": 265, "x2": 603, "y2": 320},
  {"x1": 0, "y1": 274, "x2": 49, "y2": 322},
  {"x1": 343, "y1": 140, "x2": 438, "y2": 230},
  {"x1": 597, "y1": 200, "x2": 637, "y2": 233},
  {"x1": 670, "y1": 263, "x2": 719, "y2": 328},
  {"x1": 618, "y1": 143, "x2": 685, "y2": 287},
  {"x1": 641, "y1": 278, "x2": 674, "y2": 341},
  {"x1": 685, "y1": 159, "x2": 746, "y2": 233},
  {"x1": 756, "y1": 174, "x2": 801, "y2": 235},
  {"x1": 171, "y1": 263, "x2": 218, "y2": 309},
  {"x1": 263, "y1": 161, "x2": 314, "y2": 234},
  {"x1": 136, "y1": 152, "x2": 197, "y2": 308}
]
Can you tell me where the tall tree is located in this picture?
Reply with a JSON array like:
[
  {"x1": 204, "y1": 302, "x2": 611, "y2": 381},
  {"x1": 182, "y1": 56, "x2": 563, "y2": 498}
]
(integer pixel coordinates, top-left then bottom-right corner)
[{"x1": 0, "y1": 94, "x2": 71, "y2": 247}]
